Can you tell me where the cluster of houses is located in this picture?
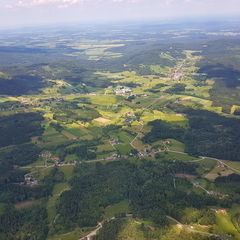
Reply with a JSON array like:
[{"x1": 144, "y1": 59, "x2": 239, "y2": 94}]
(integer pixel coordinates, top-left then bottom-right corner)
[
  {"x1": 114, "y1": 85, "x2": 132, "y2": 95},
  {"x1": 18, "y1": 96, "x2": 64, "y2": 107},
  {"x1": 137, "y1": 147, "x2": 156, "y2": 158},
  {"x1": 110, "y1": 138, "x2": 120, "y2": 146},
  {"x1": 125, "y1": 112, "x2": 137, "y2": 124},
  {"x1": 23, "y1": 174, "x2": 38, "y2": 187},
  {"x1": 40, "y1": 151, "x2": 61, "y2": 166}
]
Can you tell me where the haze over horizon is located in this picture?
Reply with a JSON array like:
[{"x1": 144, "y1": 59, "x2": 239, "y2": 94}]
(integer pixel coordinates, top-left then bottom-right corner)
[{"x1": 1, "y1": 0, "x2": 240, "y2": 28}]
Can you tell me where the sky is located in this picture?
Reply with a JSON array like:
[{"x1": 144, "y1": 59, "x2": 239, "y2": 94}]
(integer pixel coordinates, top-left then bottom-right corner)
[{"x1": 0, "y1": 0, "x2": 240, "y2": 28}]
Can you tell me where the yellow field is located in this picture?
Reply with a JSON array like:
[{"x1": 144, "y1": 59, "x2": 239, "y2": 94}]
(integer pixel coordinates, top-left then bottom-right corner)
[
  {"x1": 88, "y1": 94, "x2": 118, "y2": 105},
  {"x1": 141, "y1": 110, "x2": 186, "y2": 123}
]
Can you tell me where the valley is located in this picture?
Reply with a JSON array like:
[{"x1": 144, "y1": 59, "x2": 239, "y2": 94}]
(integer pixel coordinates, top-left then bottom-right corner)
[{"x1": 0, "y1": 22, "x2": 240, "y2": 240}]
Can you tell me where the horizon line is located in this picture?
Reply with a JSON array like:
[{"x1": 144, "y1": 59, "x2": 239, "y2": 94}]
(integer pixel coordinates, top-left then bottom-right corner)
[{"x1": 1, "y1": 14, "x2": 240, "y2": 31}]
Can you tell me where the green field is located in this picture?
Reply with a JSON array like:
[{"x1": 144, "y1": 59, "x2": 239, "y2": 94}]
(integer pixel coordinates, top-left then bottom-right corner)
[
  {"x1": 47, "y1": 182, "x2": 70, "y2": 222},
  {"x1": 216, "y1": 210, "x2": 240, "y2": 239},
  {"x1": 104, "y1": 200, "x2": 130, "y2": 219}
]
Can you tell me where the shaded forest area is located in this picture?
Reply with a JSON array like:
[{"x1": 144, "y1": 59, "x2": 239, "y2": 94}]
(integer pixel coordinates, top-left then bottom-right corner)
[{"x1": 144, "y1": 110, "x2": 240, "y2": 161}]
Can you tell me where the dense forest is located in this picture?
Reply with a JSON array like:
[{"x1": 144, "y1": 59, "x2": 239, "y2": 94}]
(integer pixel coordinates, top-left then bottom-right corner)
[
  {"x1": 0, "y1": 112, "x2": 44, "y2": 147},
  {"x1": 0, "y1": 167, "x2": 66, "y2": 240},
  {"x1": 145, "y1": 110, "x2": 240, "y2": 161},
  {"x1": 54, "y1": 160, "x2": 222, "y2": 232},
  {"x1": 0, "y1": 75, "x2": 45, "y2": 95}
]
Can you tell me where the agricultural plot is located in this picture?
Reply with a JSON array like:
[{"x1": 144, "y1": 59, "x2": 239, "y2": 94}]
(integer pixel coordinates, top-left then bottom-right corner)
[
  {"x1": 216, "y1": 210, "x2": 240, "y2": 239},
  {"x1": 204, "y1": 163, "x2": 234, "y2": 181},
  {"x1": 70, "y1": 42, "x2": 124, "y2": 60},
  {"x1": 39, "y1": 125, "x2": 69, "y2": 149}
]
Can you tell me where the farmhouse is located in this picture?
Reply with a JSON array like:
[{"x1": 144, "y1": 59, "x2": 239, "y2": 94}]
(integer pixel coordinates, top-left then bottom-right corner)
[
  {"x1": 24, "y1": 174, "x2": 38, "y2": 186},
  {"x1": 115, "y1": 85, "x2": 132, "y2": 95}
]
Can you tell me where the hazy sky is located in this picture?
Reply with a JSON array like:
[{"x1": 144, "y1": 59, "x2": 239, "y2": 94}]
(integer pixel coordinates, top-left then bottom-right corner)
[{"x1": 1, "y1": 0, "x2": 240, "y2": 28}]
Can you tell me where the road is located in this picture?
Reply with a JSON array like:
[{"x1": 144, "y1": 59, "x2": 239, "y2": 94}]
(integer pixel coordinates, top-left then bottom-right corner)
[
  {"x1": 79, "y1": 222, "x2": 103, "y2": 240},
  {"x1": 164, "y1": 149, "x2": 240, "y2": 174},
  {"x1": 20, "y1": 155, "x2": 128, "y2": 170},
  {"x1": 21, "y1": 147, "x2": 240, "y2": 177},
  {"x1": 192, "y1": 182, "x2": 210, "y2": 194},
  {"x1": 79, "y1": 215, "x2": 132, "y2": 240},
  {"x1": 208, "y1": 158, "x2": 240, "y2": 174}
]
